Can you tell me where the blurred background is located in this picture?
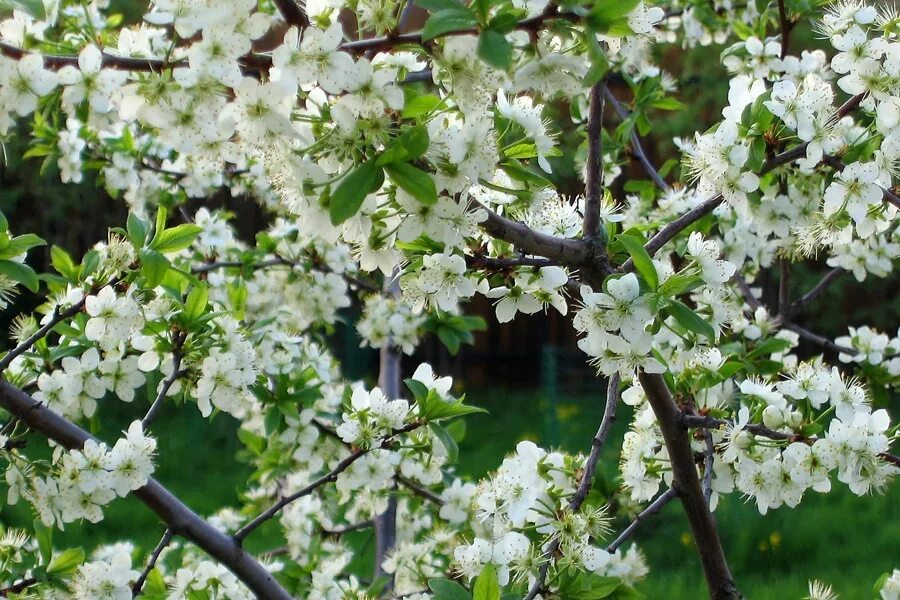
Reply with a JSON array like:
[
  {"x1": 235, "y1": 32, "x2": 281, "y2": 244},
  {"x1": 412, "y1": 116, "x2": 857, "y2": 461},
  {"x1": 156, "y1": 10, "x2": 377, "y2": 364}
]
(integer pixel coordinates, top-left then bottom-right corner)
[{"x1": 1, "y1": 2, "x2": 898, "y2": 597}]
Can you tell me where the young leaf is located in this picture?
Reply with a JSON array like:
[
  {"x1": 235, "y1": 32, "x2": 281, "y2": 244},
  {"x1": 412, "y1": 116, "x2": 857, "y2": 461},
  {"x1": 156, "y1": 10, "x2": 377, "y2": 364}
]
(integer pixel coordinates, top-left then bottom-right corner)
[
  {"x1": 183, "y1": 284, "x2": 209, "y2": 321},
  {"x1": 139, "y1": 249, "x2": 170, "y2": 288},
  {"x1": 127, "y1": 213, "x2": 149, "y2": 248},
  {"x1": 0, "y1": 233, "x2": 46, "y2": 260},
  {"x1": 428, "y1": 422, "x2": 459, "y2": 462},
  {"x1": 151, "y1": 224, "x2": 203, "y2": 253},
  {"x1": 618, "y1": 234, "x2": 658, "y2": 290},
  {"x1": 668, "y1": 300, "x2": 716, "y2": 342},
  {"x1": 384, "y1": 162, "x2": 437, "y2": 204},
  {"x1": 421, "y1": 7, "x2": 478, "y2": 41},
  {"x1": 429, "y1": 578, "x2": 472, "y2": 600},
  {"x1": 0, "y1": 259, "x2": 39, "y2": 292},
  {"x1": 46, "y1": 547, "x2": 85, "y2": 576},
  {"x1": 330, "y1": 160, "x2": 383, "y2": 225},
  {"x1": 477, "y1": 30, "x2": 512, "y2": 70},
  {"x1": 473, "y1": 564, "x2": 500, "y2": 600}
]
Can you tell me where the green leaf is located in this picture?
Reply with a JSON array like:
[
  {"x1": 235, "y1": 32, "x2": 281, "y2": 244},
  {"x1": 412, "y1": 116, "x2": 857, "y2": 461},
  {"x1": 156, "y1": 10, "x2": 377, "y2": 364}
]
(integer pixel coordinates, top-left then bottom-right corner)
[
  {"x1": 46, "y1": 547, "x2": 84, "y2": 576},
  {"x1": 429, "y1": 422, "x2": 459, "y2": 462},
  {"x1": 657, "y1": 273, "x2": 704, "y2": 297},
  {"x1": 0, "y1": 233, "x2": 46, "y2": 259},
  {"x1": 618, "y1": 234, "x2": 658, "y2": 290},
  {"x1": 139, "y1": 249, "x2": 170, "y2": 288},
  {"x1": 153, "y1": 205, "x2": 168, "y2": 242},
  {"x1": 329, "y1": 160, "x2": 383, "y2": 225},
  {"x1": 415, "y1": 0, "x2": 464, "y2": 12},
  {"x1": 0, "y1": 259, "x2": 39, "y2": 292},
  {"x1": 183, "y1": 284, "x2": 209, "y2": 321},
  {"x1": 385, "y1": 162, "x2": 437, "y2": 204},
  {"x1": 404, "y1": 377, "x2": 430, "y2": 401},
  {"x1": 80, "y1": 250, "x2": 100, "y2": 279},
  {"x1": 33, "y1": 519, "x2": 52, "y2": 565},
  {"x1": 421, "y1": 7, "x2": 478, "y2": 42},
  {"x1": 473, "y1": 564, "x2": 500, "y2": 600},
  {"x1": 0, "y1": 211, "x2": 7, "y2": 232},
  {"x1": 378, "y1": 125, "x2": 431, "y2": 165},
  {"x1": 668, "y1": 300, "x2": 716, "y2": 342},
  {"x1": 437, "y1": 326, "x2": 461, "y2": 354},
  {"x1": 127, "y1": 213, "x2": 149, "y2": 248},
  {"x1": 429, "y1": 578, "x2": 472, "y2": 600},
  {"x1": 151, "y1": 224, "x2": 203, "y2": 253},
  {"x1": 477, "y1": 30, "x2": 512, "y2": 70},
  {"x1": 746, "y1": 337, "x2": 792, "y2": 359},
  {"x1": 402, "y1": 94, "x2": 447, "y2": 119},
  {"x1": 0, "y1": 0, "x2": 45, "y2": 18}
]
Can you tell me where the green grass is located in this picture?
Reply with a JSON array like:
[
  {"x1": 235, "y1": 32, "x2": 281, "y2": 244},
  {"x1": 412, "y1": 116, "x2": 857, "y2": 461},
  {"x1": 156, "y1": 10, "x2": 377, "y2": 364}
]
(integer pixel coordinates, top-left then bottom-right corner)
[{"x1": 2, "y1": 387, "x2": 896, "y2": 598}]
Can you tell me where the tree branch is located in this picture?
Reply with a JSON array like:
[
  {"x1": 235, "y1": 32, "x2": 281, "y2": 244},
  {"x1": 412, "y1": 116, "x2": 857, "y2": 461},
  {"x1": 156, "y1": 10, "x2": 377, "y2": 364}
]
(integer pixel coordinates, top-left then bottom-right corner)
[
  {"x1": 605, "y1": 486, "x2": 678, "y2": 553},
  {"x1": 621, "y1": 195, "x2": 724, "y2": 271},
  {"x1": 132, "y1": 528, "x2": 174, "y2": 598},
  {"x1": 602, "y1": 86, "x2": 671, "y2": 193},
  {"x1": 777, "y1": 0, "x2": 792, "y2": 59},
  {"x1": 760, "y1": 93, "x2": 866, "y2": 173},
  {"x1": 396, "y1": 475, "x2": 446, "y2": 505},
  {"x1": 272, "y1": 0, "x2": 309, "y2": 27},
  {"x1": 582, "y1": 81, "x2": 606, "y2": 240},
  {"x1": 0, "y1": 380, "x2": 292, "y2": 600},
  {"x1": 474, "y1": 201, "x2": 593, "y2": 265},
  {"x1": 638, "y1": 372, "x2": 739, "y2": 600},
  {"x1": 0, "y1": 294, "x2": 92, "y2": 372},
  {"x1": 141, "y1": 332, "x2": 187, "y2": 430},
  {"x1": 786, "y1": 267, "x2": 843, "y2": 315},
  {"x1": 523, "y1": 374, "x2": 620, "y2": 600},
  {"x1": 0, "y1": 577, "x2": 37, "y2": 597},
  {"x1": 780, "y1": 322, "x2": 856, "y2": 355},
  {"x1": 234, "y1": 422, "x2": 420, "y2": 542}
]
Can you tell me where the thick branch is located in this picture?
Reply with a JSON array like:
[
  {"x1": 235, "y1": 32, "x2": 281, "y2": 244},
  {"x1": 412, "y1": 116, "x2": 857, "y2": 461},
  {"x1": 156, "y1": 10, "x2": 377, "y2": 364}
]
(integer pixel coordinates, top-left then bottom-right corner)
[
  {"x1": 474, "y1": 201, "x2": 592, "y2": 264},
  {"x1": 777, "y1": 0, "x2": 792, "y2": 59},
  {"x1": 0, "y1": 577, "x2": 37, "y2": 597},
  {"x1": 272, "y1": 0, "x2": 309, "y2": 27},
  {"x1": 0, "y1": 380, "x2": 291, "y2": 600},
  {"x1": 582, "y1": 82, "x2": 606, "y2": 240},
  {"x1": 605, "y1": 486, "x2": 678, "y2": 553},
  {"x1": 638, "y1": 372, "x2": 740, "y2": 600}
]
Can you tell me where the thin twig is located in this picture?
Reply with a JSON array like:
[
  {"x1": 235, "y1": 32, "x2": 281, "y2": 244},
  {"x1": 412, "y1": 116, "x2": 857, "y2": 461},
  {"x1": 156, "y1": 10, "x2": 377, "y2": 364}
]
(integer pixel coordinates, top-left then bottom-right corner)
[
  {"x1": 781, "y1": 322, "x2": 856, "y2": 355},
  {"x1": 569, "y1": 374, "x2": 620, "y2": 510},
  {"x1": 234, "y1": 422, "x2": 420, "y2": 542},
  {"x1": 602, "y1": 86, "x2": 671, "y2": 193},
  {"x1": 142, "y1": 333, "x2": 187, "y2": 430},
  {"x1": 396, "y1": 475, "x2": 445, "y2": 505},
  {"x1": 787, "y1": 268, "x2": 843, "y2": 315},
  {"x1": 524, "y1": 374, "x2": 620, "y2": 599},
  {"x1": 778, "y1": 259, "x2": 790, "y2": 315},
  {"x1": 605, "y1": 487, "x2": 678, "y2": 553},
  {"x1": 321, "y1": 520, "x2": 374, "y2": 536},
  {"x1": 132, "y1": 528, "x2": 174, "y2": 597},
  {"x1": 621, "y1": 195, "x2": 724, "y2": 271},
  {"x1": 0, "y1": 299, "x2": 87, "y2": 372},
  {"x1": 0, "y1": 577, "x2": 38, "y2": 597}
]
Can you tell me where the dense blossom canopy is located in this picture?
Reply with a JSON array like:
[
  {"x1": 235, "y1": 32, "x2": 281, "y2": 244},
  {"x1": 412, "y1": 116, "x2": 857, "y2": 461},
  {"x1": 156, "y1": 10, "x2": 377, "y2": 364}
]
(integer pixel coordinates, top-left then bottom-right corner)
[{"x1": 0, "y1": 0, "x2": 898, "y2": 598}]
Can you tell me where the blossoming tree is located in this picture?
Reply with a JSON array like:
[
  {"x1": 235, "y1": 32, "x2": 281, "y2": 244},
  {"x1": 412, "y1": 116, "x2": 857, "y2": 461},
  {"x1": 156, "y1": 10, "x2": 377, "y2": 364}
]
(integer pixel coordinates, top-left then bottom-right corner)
[{"x1": 0, "y1": 0, "x2": 898, "y2": 598}]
